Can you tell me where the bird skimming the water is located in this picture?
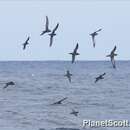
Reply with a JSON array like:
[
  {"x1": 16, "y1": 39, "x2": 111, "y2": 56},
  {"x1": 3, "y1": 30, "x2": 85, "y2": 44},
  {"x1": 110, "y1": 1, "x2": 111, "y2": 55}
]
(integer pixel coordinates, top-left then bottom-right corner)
[
  {"x1": 3, "y1": 81, "x2": 15, "y2": 89},
  {"x1": 22, "y1": 36, "x2": 30, "y2": 50},
  {"x1": 40, "y1": 16, "x2": 51, "y2": 36},
  {"x1": 51, "y1": 97, "x2": 67, "y2": 105},
  {"x1": 90, "y1": 29, "x2": 102, "y2": 48},
  {"x1": 70, "y1": 109, "x2": 79, "y2": 117},
  {"x1": 95, "y1": 73, "x2": 106, "y2": 83},
  {"x1": 64, "y1": 70, "x2": 72, "y2": 83},
  {"x1": 69, "y1": 43, "x2": 80, "y2": 63},
  {"x1": 106, "y1": 45, "x2": 117, "y2": 68},
  {"x1": 48, "y1": 23, "x2": 59, "y2": 47}
]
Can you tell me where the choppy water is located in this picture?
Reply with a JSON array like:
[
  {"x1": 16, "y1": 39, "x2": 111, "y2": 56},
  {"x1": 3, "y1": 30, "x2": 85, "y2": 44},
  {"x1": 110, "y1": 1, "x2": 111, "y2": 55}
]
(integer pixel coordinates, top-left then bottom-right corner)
[{"x1": 0, "y1": 61, "x2": 130, "y2": 130}]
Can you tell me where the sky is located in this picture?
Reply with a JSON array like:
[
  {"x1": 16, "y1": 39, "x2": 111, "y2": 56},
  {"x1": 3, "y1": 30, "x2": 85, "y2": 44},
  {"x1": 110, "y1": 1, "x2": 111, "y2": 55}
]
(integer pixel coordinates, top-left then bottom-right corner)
[{"x1": 0, "y1": 0, "x2": 130, "y2": 61}]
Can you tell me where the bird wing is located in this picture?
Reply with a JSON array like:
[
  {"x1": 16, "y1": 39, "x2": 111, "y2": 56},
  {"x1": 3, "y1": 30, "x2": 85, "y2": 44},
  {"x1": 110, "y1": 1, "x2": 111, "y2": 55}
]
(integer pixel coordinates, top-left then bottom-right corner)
[
  {"x1": 111, "y1": 46, "x2": 116, "y2": 54},
  {"x1": 95, "y1": 77, "x2": 99, "y2": 83},
  {"x1": 106, "y1": 54, "x2": 110, "y2": 57},
  {"x1": 59, "y1": 97, "x2": 68, "y2": 103},
  {"x1": 52, "y1": 23, "x2": 59, "y2": 33},
  {"x1": 40, "y1": 16, "x2": 49, "y2": 36},
  {"x1": 46, "y1": 16, "x2": 49, "y2": 30},
  {"x1": 3, "y1": 84, "x2": 8, "y2": 89},
  {"x1": 74, "y1": 43, "x2": 79, "y2": 52},
  {"x1": 40, "y1": 31, "x2": 46, "y2": 36},
  {"x1": 52, "y1": 97, "x2": 67, "y2": 105},
  {"x1": 26, "y1": 37, "x2": 30, "y2": 42},
  {"x1": 95, "y1": 28, "x2": 102, "y2": 33},
  {"x1": 102, "y1": 73, "x2": 106, "y2": 76}
]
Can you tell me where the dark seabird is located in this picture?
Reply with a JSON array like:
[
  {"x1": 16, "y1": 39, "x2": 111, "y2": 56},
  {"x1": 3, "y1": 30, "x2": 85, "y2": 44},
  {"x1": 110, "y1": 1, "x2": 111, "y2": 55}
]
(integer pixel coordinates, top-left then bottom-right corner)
[
  {"x1": 70, "y1": 109, "x2": 79, "y2": 117},
  {"x1": 64, "y1": 70, "x2": 72, "y2": 83},
  {"x1": 90, "y1": 28, "x2": 102, "y2": 48},
  {"x1": 51, "y1": 97, "x2": 67, "y2": 105},
  {"x1": 106, "y1": 45, "x2": 117, "y2": 68},
  {"x1": 69, "y1": 43, "x2": 80, "y2": 64},
  {"x1": 40, "y1": 16, "x2": 51, "y2": 36},
  {"x1": 3, "y1": 81, "x2": 15, "y2": 89},
  {"x1": 22, "y1": 36, "x2": 30, "y2": 50},
  {"x1": 48, "y1": 23, "x2": 59, "y2": 47},
  {"x1": 95, "y1": 73, "x2": 106, "y2": 83}
]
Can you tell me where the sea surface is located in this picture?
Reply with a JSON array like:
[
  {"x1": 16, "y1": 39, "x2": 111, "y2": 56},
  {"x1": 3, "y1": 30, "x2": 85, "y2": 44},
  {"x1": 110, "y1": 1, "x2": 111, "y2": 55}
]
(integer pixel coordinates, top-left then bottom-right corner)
[{"x1": 0, "y1": 61, "x2": 130, "y2": 130}]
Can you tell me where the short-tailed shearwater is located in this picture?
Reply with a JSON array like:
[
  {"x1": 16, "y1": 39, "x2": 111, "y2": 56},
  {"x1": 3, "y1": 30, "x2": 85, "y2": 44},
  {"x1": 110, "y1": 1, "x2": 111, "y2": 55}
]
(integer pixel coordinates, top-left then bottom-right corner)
[
  {"x1": 40, "y1": 16, "x2": 51, "y2": 36},
  {"x1": 95, "y1": 73, "x2": 106, "y2": 83},
  {"x1": 22, "y1": 36, "x2": 30, "y2": 50},
  {"x1": 70, "y1": 109, "x2": 79, "y2": 117},
  {"x1": 48, "y1": 23, "x2": 59, "y2": 47},
  {"x1": 106, "y1": 45, "x2": 117, "y2": 68},
  {"x1": 90, "y1": 29, "x2": 102, "y2": 48},
  {"x1": 3, "y1": 81, "x2": 15, "y2": 89},
  {"x1": 64, "y1": 70, "x2": 72, "y2": 83},
  {"x1": 51, "y1": 97, "x2": 67, "y2": 105},
  {"x1": 69, "y1": 43, "x2": 80, "y2": 64}
]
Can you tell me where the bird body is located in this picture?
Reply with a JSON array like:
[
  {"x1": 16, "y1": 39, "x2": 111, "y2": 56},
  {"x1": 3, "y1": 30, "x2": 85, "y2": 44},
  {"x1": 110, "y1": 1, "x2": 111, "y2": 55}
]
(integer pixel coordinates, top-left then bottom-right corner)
[
  {"x1": 70, "y1": 109, "x2": 79, "y2": 116},
  {"x1": 48, "y1": 23, "x2": 59, "y2": 47},
  {"x1": 23, "y1": 37, "x2": 30, "y2": 50},
  {"x1": 3, "y1": 81, "x2": 15, "y2": 89},
  {"x1": 95, "y1": 73, "x2": 106, "y2": 83},
  {"x1": 90, "y1": 28, "x2": 102, "y2": 48},
  {"x1": 69, "y1": 43, "x2": 80, "y2": 63},
  {"x1": 106, "y1": 45, "x2": 117, "y2": 68},
  {"x1": 51, "y1": 97, "x2": 67, "y2": 105}
]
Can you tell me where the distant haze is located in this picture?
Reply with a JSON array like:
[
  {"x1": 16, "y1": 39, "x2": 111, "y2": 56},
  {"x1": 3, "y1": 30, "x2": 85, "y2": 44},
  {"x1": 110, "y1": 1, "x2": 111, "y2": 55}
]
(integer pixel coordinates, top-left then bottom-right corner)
[{"x1": 0, "y1": 1, "x2": 130, "y2": 61}]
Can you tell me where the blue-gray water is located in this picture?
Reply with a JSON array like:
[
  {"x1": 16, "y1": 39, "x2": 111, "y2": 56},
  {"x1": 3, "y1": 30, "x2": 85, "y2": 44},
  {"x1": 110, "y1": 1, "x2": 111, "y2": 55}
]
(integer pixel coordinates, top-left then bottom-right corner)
[{"x1": 0, "y1": 61, "x2": 130, "y2": 130}]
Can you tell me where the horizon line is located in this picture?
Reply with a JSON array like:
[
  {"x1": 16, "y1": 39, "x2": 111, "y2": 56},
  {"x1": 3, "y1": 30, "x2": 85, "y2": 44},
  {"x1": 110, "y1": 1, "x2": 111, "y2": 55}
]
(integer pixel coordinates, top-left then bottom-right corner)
[{"x1": 0, "y1": 60, "x2": 129, "y2": 62}]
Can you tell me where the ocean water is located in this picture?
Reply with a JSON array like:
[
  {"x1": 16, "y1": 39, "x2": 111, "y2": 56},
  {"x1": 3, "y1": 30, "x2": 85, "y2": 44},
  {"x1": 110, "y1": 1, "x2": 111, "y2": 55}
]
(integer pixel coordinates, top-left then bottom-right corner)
[{"x1": 0, "y1": 61, "x2": 130, "y2": 130}]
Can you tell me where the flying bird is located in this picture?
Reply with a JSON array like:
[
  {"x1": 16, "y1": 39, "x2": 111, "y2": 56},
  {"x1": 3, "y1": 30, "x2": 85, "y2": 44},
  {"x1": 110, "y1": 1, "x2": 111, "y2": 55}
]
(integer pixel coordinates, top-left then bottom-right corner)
[
  {"x1": 69, "y1": 43, "x2": 80, "y2": 63},
  {"x1": 90, "y1": 29, "x2": 102, "y2": 48},
  {"x1": 95, "y1": 73, "x2": 106, "y2": 83},
  {"x1": 48, "y1": 23, "x2": 59, "y2": 47},
  {"x1": 40, "y1": 16, "x2": 51, "y2": 36},
  {"x1": 3, "y1": 81, "x2": 15, "y2": 89},
  {"x1": 51, "y1": 97, "x2": 67, "y2": 105},
  {"x1": 70, "y1": 109, "x2": 79, "y2": 117},
  {"x1": 64, "y1": 70, "x2": 72, "y2": 83},
  {"x1": 106, "y1": 45, "x2": 117, "y2": 68},
  {"x1": 22, "y1": 37, "x2": 30, "y2": 50}
]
